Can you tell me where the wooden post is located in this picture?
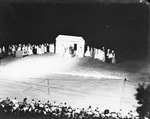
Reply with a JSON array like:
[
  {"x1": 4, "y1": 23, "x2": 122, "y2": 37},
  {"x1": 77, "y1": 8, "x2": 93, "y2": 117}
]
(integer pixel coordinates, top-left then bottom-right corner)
[
  {"x1": 148, "y1": 3, "x2": 150, "y2": 62},
  {"x1": 47, "y1": 79, "x2": 50, "y2": 95}
]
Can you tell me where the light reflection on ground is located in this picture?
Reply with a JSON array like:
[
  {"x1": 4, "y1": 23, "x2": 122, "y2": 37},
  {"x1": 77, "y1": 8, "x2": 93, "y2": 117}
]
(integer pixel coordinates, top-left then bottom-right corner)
[{"x1": 0, "y1": 53, "x2": 149, "y2": 115}]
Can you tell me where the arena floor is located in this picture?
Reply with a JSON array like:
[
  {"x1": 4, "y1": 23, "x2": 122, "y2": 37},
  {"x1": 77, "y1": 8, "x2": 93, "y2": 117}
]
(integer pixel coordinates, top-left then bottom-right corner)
[{"x1": 0, "y1": 53, "x2": 149, "y2": 115}]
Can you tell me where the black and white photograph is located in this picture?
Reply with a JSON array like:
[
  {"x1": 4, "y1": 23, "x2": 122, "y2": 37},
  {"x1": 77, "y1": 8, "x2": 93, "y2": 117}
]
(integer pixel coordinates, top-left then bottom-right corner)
[{"x1": 0, "y1": 0, "x2": 150, "y2": 119}]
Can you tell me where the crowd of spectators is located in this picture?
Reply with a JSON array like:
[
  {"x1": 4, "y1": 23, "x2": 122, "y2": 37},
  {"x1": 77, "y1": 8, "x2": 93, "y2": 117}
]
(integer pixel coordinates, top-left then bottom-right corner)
[{"x1": 0, "y1": 97, "x2": 138, "y2": 119}]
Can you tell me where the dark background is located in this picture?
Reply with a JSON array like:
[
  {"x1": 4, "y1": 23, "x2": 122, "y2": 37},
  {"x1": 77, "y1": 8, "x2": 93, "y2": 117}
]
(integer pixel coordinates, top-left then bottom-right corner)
[{"x1": 0, "y1": 1, "x2": 149, "y2": 60}]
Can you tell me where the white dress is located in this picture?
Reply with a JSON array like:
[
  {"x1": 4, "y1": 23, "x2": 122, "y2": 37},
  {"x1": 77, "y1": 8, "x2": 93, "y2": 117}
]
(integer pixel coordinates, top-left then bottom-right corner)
[
  {"x1": 41, "y1": 45, "x2": 44, "y2": 54},
  {"x1": 112, "y1": 53, "x2": 116, "y2": 64},
  {"x1": 49, "y1": 44, "x2": 52, "y2": 53},
  {"x1": 84, "y1": 46, "x2": 91, "y2": 57},
  {"x1": 102, "y1": 51, "x2": 106, "y2": 62},
  {"x1": 94, "y1": 49, "x2": 98, "y2": 59}
]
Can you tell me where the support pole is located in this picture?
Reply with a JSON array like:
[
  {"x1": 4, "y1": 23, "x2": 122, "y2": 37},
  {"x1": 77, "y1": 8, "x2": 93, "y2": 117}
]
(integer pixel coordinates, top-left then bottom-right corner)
[
  {"x1": 47, "y1": 79, "x2": 50, "y2": 95},
  {"x1": 148, "y1": 3, "x2": 150, "y2": 62},
  {"x1": 119, "y1": 79, "x2": 126, "y2": 113}
]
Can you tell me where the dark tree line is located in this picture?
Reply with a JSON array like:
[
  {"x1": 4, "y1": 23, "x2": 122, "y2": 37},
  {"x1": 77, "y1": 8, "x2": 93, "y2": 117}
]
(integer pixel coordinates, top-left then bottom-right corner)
[{"x1": 135, "y1": 83, "x2": 150, "y2": 119}]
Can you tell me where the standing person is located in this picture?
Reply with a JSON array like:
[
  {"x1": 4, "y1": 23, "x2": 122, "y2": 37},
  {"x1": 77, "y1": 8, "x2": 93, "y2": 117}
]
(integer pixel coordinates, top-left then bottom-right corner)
[
  {"x1": 85, "y1": 46, "x2": 91, "y2": 57},
  {"x1": 111, "y1": 50, "x2": 116, "y2": 64},
  {"x1": 36, "y1": 45, "x2": 39, "y2": 54},
  {"x1": 49, "y1": 44, "x2": 52, "y2": 53},
  {"x1": 22, "y1": 45, "x2": 24, "y2": 54},
  {"x1": 47, "y1": 44, "x2": 49, "y2": 53},
  {"x1": 90, "y1": 47, "x2": 94, "y2": 58},
  {"x1": 106, "y1": 49, "x2": 110, "y2": 63},
  {"x1": 94, "y1": 48, "x2": 98, "y2": 59},
  {"x1": 32, "y1": 45, "x2": 36, "y2": 54},
  {"x1": 8, "y1": 45, "x2": 12, "y2": 56},
  {"x1": 39, "y1": 45, "x2": 43, "y2": 54},
  {"x1": 41, "y1": 44, "x2": 44, "y2": 54},
  {"x1": 97, "y1": 49, "x2": 101, "y2": 60},
  {"x1": 102, "y1": 47, "x2": 106, "y2": 62},
  {"x1": 0, "y1": 48, "x2": 2, "y2": 59},
  {"x1": 12, "y1": 45, "x2": 15, "y2": 57},
  {"x1": 51, "y1": 44, "x2": 55, "y2": 53},
  {"x1": 44, "y1": 44, "x2": 47, "y2": 53},
  {"x1": 28, "y1": 45, "x2": 32, "y2": 55},
  {"x1": 2, "y1": 46, "x2": 5, "y2": 58}
]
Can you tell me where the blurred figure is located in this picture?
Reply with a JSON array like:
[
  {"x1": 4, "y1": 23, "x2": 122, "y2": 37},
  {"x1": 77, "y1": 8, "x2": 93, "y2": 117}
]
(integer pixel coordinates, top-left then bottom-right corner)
[
  {"x1": 90, "y1": 47, "x2": 94, "y2": 58},
  {"x1": 111, "y1": 50, "x2": 116, "y2": 64},
  {"x1": 106, "y1": 49, "x2": 110, "y2": 63},
  {"x1": 0, "y1": 48, "x2": 2, "y2": 59},
  {"x1": 12, "y1": 97, "x2": 18, "y2": 105},
  {"x1": 23, "y1": 98, "x2": 28, "y2": 106},
  {"x1": 85, "y1": 46, "x2": 91, "y2": 57},
  {"x1": 102, "y1": 47, "x2": 106, "y2": 62}
]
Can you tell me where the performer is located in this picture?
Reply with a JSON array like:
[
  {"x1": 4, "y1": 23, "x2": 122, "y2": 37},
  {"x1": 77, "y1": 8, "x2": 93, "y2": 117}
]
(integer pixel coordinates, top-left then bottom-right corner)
[
  {"x1": 93, "y1": 48, "x2": 96, "y2": 58},
  {"x1": 111, "y1": 50, "x2": 116, "y2": 64},
  {"x1": 24, "y1": 45, "x2": 28, "y2": 55},
  {"x1": 90, "y1": 47, "x2": 94, "y2": 58},
  {"x1": 28, "y1": 45, "x2": 33, "y2": 55},
  {"x1": 106, "y1": 49, "x2": 110, "y2": 63},
  {"x1": 102, "y1": 47, "x2": 106, "y2": 62},
  {"x1": 49, "y1": 44, "x2": 52, "y2": 53},
  {"x1": 51, "y1": 44, "x2": 55, "y2": 53},
  {"x1": 102, "y1": 51, "x2": 105, "y2": 62},
  {"x1": 97, "y1": 49, "x2": 101, "y2": 60},
  {"x1": 2, "y1": 46, "x2": 5, "y2": 58},
  {"x1": 17, "y1": 45, "x2": 21, "y2": 51},
  {"x1": 44, "y1": 44, "x2": 47, "y2": 53},
  {"x1": 39, "y1": 45, "x2": 42, "y2": 54},
  {"x1": 0, "y1": 48, "x2": 2, "y2": 59},
  {"x1": 41, "y1": 44, "x2": 44, "y2": 54},
  {"x1": 12, "y1": 45, "x2": 15, "y2": 56},
  {"x1": 7, "y1": 45, "x2": 12, "y2": 56},
  {"x1": 94, "y1": 48, "x2": 98, "y2": 59},
  {"x1": 47, "y1": 43, "x2": 49, "y2": 53},
  {"x1": 85, "y1": 46, "x2": 91, "y2": 57}
]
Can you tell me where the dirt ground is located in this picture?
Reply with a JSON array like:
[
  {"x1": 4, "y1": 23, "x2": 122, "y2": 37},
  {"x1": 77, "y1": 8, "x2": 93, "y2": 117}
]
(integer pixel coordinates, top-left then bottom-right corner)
[{"x1": 0, "y1": 53, "x2": 149, "y2": 115}]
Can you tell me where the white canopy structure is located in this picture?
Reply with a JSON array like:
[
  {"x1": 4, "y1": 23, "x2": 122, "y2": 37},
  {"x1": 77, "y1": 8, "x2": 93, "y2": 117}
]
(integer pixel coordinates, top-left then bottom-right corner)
[{"x1": 55, "y1": 35, "x2": 85, "y2": 57}]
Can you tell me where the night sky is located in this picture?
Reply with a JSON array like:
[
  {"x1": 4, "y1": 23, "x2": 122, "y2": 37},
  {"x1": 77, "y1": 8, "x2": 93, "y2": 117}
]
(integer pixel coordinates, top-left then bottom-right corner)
[{"x1": 0, "y1": 1, "x2": 149, "y2": 59}]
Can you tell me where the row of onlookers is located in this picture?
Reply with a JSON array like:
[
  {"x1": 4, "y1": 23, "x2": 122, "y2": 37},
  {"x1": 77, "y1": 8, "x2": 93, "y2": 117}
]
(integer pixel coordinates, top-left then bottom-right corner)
[
  {"x1": 85, "y1": 46, "x2": 116, "y2": 63},
  {"x1": 0, "y1": 43, "x2": 55, "y2": 58},
  {"x1": 0, "y1": 97, "x2": 138, "y2": 119},
  {"x1": 0, "y1": 44, "x2": 116, "y2": 63}
]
